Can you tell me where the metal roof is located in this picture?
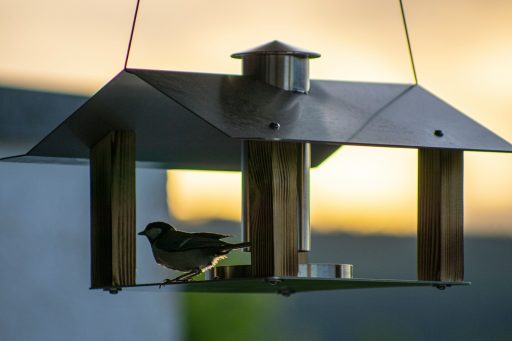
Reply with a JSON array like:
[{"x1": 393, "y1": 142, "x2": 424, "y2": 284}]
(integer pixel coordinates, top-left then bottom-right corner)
[
  {"x1": 0, "y1": 87, "x2": 86, "y2": 161},
  {"x1": 1, "y1": 68, "x2": 511, "y2": 170}
]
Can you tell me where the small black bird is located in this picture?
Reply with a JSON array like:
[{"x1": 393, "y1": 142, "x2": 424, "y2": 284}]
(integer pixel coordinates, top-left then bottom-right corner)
[{"x1": 138, "y1": 222, "x2": 249, "y2": 283}]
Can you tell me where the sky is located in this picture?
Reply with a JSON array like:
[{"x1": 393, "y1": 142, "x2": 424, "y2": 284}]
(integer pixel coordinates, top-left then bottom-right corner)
[{"x1": 1, "y1": 0, "x2": 511, "y2": 235}]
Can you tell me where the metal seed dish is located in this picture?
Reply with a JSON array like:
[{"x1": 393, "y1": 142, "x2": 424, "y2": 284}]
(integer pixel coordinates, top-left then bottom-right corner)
[
  {"x1": 204, "y1": 265, "x2": 252, "y2": 280},
  {"x1": 204, "y1": 263, "x2": 353, "y2": 280}
]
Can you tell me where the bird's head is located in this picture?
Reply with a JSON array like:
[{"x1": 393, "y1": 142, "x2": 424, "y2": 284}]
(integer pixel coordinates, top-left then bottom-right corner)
[{"x1": 137, "y1": 221, "x2": 175, "y2": 242}]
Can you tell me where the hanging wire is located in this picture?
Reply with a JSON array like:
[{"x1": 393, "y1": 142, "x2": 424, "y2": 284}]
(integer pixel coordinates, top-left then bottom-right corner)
[
  {"x1": 124, "y1": 0, "x2": 142, "y2": 69},
  {"x1": 123, "y1": 0, "x2": 417, "y2": 81},
  {"x1": 399, "y1": 0, "x2": 418, "y2": 84}
]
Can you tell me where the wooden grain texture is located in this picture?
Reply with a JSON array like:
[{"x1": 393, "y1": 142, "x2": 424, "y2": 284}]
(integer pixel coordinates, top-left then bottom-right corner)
[
  {"x1": 90, "y1": 135, "x2": 112, "y2": 288},
  {"x1": 418, "y1": 148, "x2": 463, "y2": 281},
  {"x1": 247, "y1": 141, "x2": 300, "y2": 277},
  {"x1": 91, "y1": 131, "x2": 136, "y2": 288},
  {"x1": 272, "y1": 142, "x2": 300, "y2": 276}
]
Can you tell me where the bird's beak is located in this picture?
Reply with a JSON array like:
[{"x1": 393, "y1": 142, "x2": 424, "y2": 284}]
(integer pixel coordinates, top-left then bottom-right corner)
[{"x1": 137, "y1": 231, "x2": 145, "y2": 236}]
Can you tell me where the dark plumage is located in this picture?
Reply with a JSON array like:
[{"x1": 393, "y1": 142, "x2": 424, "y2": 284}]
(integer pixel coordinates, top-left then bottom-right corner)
[{"x1": 138, "y1": 221, "x2": 249, "y2": 283}]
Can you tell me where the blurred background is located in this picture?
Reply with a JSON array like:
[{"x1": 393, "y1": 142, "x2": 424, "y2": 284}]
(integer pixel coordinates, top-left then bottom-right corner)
[{"x1": 1, "y1": 0, "x2": 511, "y2": 340}]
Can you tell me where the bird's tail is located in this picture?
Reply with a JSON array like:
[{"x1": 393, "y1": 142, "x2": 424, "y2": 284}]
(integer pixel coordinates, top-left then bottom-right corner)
[{"x1": 223, "y1": 241, "x2": 250, "y2": 251}]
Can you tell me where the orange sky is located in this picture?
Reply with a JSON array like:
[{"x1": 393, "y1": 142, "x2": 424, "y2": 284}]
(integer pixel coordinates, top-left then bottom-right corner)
[{"x1": 1, "y1": 0, "x2": 511, "y2": 235}]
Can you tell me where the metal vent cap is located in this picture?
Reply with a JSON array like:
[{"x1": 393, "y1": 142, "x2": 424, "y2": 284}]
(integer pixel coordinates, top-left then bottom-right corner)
[{"x1": 231, "y1": 40, "x2": 321, "y2": 59}]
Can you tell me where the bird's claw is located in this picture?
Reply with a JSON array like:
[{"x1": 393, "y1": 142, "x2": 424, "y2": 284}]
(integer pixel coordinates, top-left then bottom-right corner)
[
  {"x1": 159, "y1": 277, "x2": 192, "y2": 288},
  {"x1": 159, "y1": 279, "x2": 175, "y2": 288},
  {"x1": 159, "y1": 280, "x2": 171, "y2": 288}
]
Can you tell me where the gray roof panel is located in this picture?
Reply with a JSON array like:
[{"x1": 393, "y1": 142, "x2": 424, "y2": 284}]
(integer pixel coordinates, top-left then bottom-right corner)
[
  {"x1": 2, "y1": 68, "x2": 510, "y2": 170},
  {"x1": 349, "y1": 86, "x2": 512, "y2": 151}
]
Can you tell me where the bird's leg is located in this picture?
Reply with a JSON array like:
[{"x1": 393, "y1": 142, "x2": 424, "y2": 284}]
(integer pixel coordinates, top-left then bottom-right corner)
[
  {"x1": 179, "y1": 268, "x2": 202, "y2": 282},
  {"x1": 160, "y1": 272, "x2": 194, "y2": 286},
  {"x1": 160, "y1": 268, "x2": 202, "y2": 287}
]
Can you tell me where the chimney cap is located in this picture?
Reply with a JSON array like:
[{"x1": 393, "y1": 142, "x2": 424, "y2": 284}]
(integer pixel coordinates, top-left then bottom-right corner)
[{"x1": 231, "y1": 40, "x2": 321, "y2": 59}]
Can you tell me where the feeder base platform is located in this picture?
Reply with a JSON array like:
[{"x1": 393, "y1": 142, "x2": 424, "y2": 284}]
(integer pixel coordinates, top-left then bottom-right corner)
[{"x1": 95, "y1": 277, "x2": 470, "y2": 296}]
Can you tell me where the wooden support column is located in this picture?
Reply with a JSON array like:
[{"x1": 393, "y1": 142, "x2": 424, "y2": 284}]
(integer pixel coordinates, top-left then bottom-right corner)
[
  {"x1": 418, "y1": 148, "x2": 464, "y2": 281},
  {"x1": 246, "y1": 141, "x2": 302, "y2": 277},
  {"x1": 90, "y1": 131, "x2": 136, "y2": 288}
]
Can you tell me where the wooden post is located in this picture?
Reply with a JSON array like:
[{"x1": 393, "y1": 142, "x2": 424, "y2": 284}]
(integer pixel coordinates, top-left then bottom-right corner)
[
  {"x1": 246, "y1": 141, "x2": 302, "y2": 277},
  {"x1": 418, "y1": 148, "x2": 464, "y2": 281},
  {"x1": 90, "y1": 131, "x2": 136, "y2": 288}
]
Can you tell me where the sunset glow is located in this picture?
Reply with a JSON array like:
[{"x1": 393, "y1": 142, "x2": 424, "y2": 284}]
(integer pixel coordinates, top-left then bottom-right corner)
[
  {"x1": 167, "y1": 146, "x2": 418, "y2": 235},
  {"x1": 167, "y1": 147, "x2": 512, "y2": 236}
]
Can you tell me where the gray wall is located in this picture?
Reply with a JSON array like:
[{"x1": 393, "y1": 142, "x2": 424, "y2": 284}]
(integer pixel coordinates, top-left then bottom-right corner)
[{"x1": 0, "y1": 162, "x2": 181, "y2": 341}]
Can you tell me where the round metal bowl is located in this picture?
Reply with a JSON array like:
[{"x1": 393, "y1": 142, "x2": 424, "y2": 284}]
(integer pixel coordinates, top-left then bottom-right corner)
[
  {"x1": 204, "y1": 263, "x2": 353, "y2": 280},
  {"x1": 204, "y1": 265, "x2": 252, "y2": 280}
]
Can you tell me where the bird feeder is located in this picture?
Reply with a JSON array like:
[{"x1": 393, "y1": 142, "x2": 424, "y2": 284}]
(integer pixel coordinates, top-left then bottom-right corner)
[{"x1": 2, "y1": 38, "x2": 512, "y2": 295}]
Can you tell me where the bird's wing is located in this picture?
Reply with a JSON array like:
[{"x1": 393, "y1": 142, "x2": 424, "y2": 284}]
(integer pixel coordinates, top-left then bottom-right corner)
[
  {"x1": 154, "y1": 231, "x2": 228, "y2": 252},
  {"x1": 193, "y1": 232, "x2": 231, "y2": 240}
]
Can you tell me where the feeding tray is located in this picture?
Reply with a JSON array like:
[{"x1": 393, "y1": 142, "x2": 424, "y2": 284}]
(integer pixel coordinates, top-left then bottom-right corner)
[{"x1": 98, "y1": 277, "x2": 470, "y2": 296}]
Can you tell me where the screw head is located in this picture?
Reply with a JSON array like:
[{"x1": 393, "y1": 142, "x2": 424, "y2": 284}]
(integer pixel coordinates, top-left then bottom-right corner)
[
  {"x1": 277, "y1": 287, "x2": 295, "y2": 297},
  {"x1": 269, "y1": 122, "x2": 281, "y2": 130},
  {"x1": 267, "y1": 278, "x2": 281, "y2": 286},
  {"x1": 434, "y1": 129, "x2": 444, "y2": 137},
  {"x1": 104, "y1": 287, "x2": 121, "y2": 294}
]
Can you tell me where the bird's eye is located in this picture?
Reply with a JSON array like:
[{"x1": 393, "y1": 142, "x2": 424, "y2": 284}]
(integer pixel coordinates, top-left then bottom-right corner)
[{"x1": 146, "y1": 228, "x2": 161, "y2": 239}]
